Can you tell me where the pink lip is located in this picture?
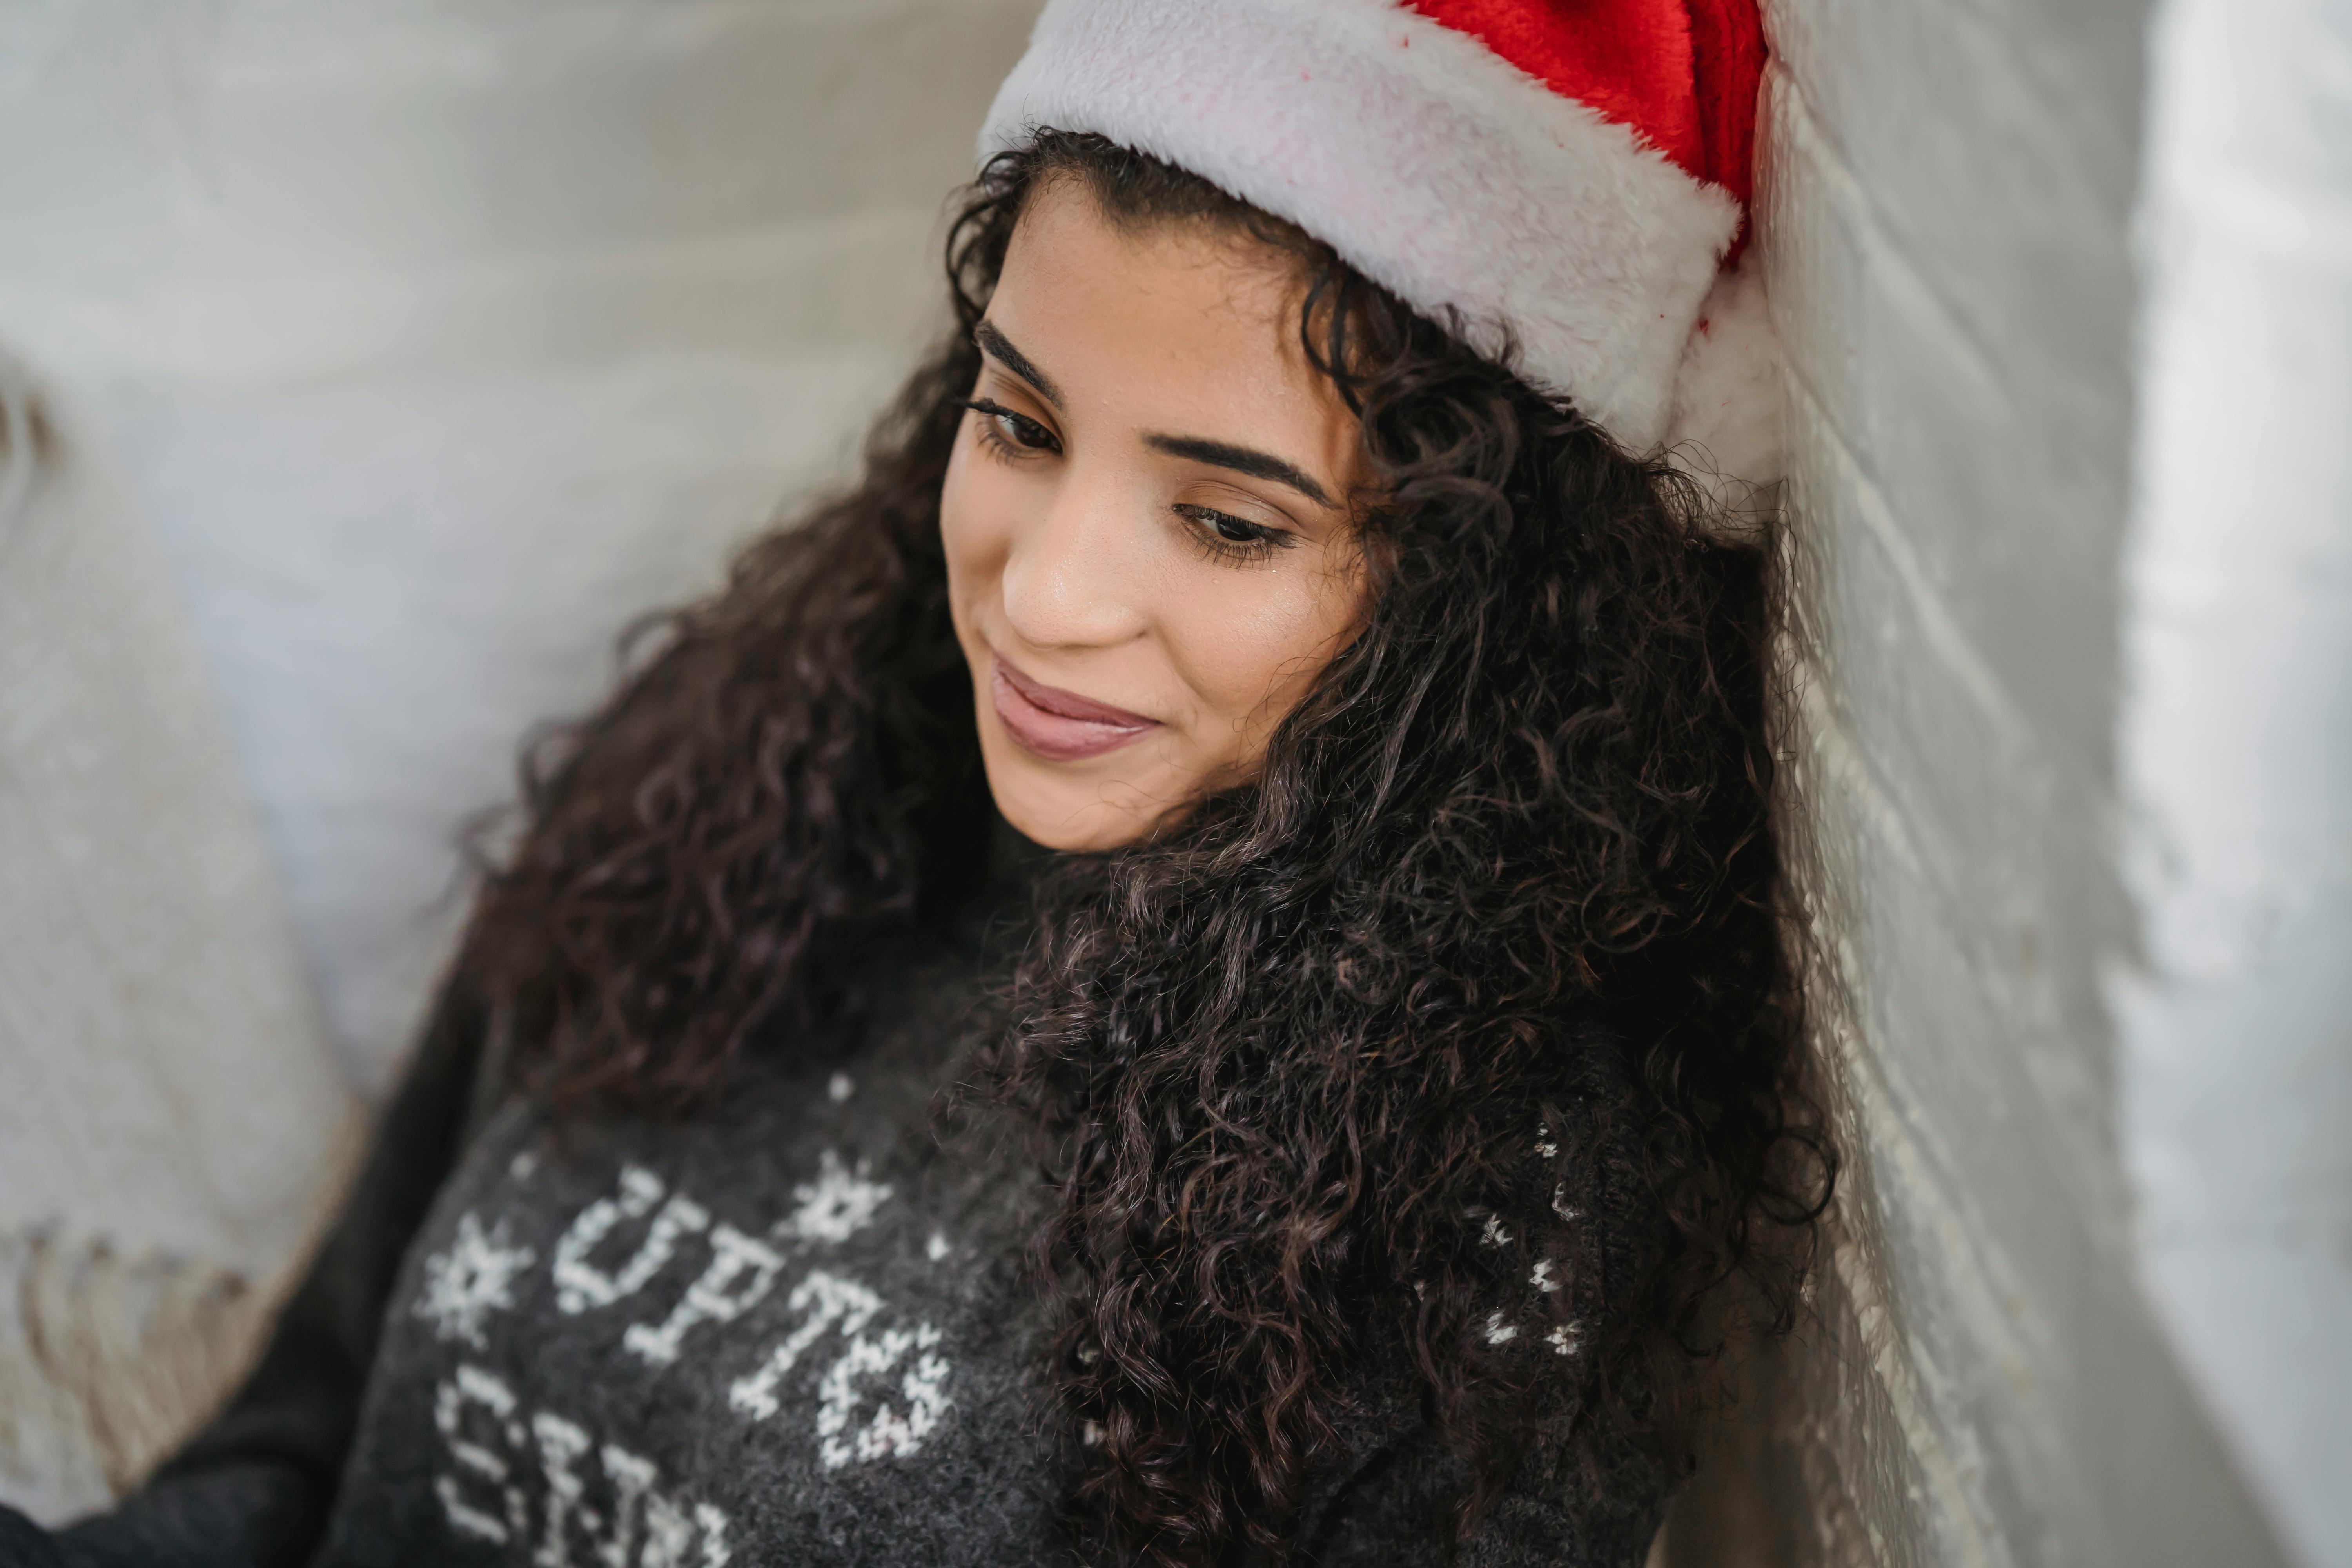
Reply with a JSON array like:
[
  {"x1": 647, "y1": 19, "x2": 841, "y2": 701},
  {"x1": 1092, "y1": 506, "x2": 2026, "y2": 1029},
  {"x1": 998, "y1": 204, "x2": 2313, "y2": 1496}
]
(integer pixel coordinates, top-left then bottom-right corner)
[{"x1": 990, "y1": 654, "x2": 1161, "y2": 761}]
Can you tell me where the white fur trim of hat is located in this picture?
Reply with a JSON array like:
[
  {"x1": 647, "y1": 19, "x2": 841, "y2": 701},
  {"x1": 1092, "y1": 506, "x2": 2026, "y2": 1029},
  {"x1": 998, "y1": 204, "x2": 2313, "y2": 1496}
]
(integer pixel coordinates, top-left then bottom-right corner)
[{"x1": 979, "y1": 0, "x2": 1786, "y2": 489}]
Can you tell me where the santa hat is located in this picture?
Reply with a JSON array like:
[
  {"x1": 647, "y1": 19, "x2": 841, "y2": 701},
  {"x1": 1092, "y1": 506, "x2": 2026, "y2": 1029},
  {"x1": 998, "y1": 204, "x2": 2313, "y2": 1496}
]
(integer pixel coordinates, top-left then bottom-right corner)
[{"x1": 980, "y1": 0, "x2": 1784, "y2": 491}]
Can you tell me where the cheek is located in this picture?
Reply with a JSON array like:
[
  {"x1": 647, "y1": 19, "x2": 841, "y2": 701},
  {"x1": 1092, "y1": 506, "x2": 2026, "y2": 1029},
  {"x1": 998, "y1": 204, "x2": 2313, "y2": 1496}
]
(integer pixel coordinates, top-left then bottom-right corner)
[
  {"x1": 938, "y1": 438, "x2": 1008, "y2": 611},
  {"x1": 1165, "y1": 562, "x2": 1367, "y2": 738}
]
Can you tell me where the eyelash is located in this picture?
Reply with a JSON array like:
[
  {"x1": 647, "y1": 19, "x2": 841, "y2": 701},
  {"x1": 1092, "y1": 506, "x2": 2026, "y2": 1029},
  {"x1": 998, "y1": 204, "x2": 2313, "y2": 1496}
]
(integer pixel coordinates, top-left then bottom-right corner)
[
  {"x1": 1173, "y1": 504, "x2": 1292, "y2": 564},
  {"x1": 961, "y1": 396, "x2": 1294, "y2": 564},
  {"x1": 961, "y1": 398, "x2": 1060, "y2": 460}
]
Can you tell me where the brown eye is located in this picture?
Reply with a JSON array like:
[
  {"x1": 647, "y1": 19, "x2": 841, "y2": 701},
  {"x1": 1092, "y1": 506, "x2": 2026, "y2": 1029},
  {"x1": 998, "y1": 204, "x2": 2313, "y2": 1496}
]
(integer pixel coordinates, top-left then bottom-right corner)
[
  {"x1": 995, "y1": 410, "x2": 1054, "y2": 449},
  {"x1": 1172, "y1": 503, "x2": 1293, "y2": 563},
  {"x1": 961, "y1": 398, "x2": 1060, "y2": 454}
]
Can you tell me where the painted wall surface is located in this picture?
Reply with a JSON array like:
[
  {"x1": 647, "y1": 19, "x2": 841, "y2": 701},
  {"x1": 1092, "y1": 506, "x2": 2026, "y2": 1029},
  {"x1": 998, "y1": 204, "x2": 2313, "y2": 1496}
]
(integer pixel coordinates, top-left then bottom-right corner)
[
  {"x1": 0, "y1": 0, "x2": 1044, "y2": 1102},
  {"x1": 1710, "y1": 0, "x2": 2299, "y2": 1563},
  {"x1": 2118, "y1": 1, "x2": 2352, "y2": 1563}
]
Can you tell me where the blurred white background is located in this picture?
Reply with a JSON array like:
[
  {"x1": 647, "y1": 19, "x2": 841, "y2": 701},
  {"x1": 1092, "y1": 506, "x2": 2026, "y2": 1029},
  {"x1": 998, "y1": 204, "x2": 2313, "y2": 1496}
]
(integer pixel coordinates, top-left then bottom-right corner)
[
  {"x1": 0, "y1": 0, "x2": 1040, "y2": 1519},
  {"x1": 0, "y1": 0, "x2": 1042, "y2": 1098}
]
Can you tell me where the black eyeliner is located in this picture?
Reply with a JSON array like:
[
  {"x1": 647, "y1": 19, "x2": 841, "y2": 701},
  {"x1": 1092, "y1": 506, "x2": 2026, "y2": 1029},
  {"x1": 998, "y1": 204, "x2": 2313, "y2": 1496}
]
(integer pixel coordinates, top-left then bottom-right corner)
[{"x1": 959, "y1": 397, "x2": 1059, "y2": 453}]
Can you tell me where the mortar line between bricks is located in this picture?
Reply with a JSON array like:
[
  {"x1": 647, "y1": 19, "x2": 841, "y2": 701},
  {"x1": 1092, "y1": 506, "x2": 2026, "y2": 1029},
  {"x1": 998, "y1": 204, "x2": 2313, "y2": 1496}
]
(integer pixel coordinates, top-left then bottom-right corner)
[
  {"x1": 1768, "y1": 64, "x2": 2011, "y2": 402},
  {"x1": 1786, "y1": 381, "x2": 2036, "y2": 759},
  {"x1": 1791, "y1": 630, "x2": 2127, "y2": 1237},
  {"x1": 1783, "y1": 554, "x2": 2079, "y2": 980},
  {"x1": 1768, "y1": 0, "x2": 2142, "y2": 218},
  {"x1": 1793, "y1": 627, "x2": 2153, "y2": 1298},
  {"x1": 1792, "y1": 655, "x2": 2156, "y2": 1567},
  {"x1": 1784, "y1": 891, "x2": 2003, "y2": 1568},
  {"x1": 1804, "y1": 868, "x2": 2083, "y2": 1568}
]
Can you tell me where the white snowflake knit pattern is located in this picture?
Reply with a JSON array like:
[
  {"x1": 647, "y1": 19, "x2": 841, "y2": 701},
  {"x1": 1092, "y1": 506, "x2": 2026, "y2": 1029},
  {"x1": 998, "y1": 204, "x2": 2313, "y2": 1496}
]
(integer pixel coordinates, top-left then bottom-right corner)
[
  {"x1": 414, "y1": 1212, "x2": 538, "y2": 1350},
  {"x1": 781, "y1": 1149, "x2": 894, "y2": 1244}
]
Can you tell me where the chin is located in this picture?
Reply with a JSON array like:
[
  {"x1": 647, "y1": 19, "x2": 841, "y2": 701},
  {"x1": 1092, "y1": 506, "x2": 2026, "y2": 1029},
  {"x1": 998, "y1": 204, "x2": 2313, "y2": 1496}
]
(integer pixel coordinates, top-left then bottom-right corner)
[
  {"x1": 982, "y1": 750, "x2": 1177, "y2": 854},
  {"x1": 987, "y1": 775, "x2": 1143, "y2": 854}
]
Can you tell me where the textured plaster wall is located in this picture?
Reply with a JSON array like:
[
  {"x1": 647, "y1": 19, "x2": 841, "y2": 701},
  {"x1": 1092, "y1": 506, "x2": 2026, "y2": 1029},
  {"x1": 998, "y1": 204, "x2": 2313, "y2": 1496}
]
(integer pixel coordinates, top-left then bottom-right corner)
[
  {"x1": 1726, "y1": 0, "x2": 2306, "y2": 1564},
  {"x1": 2118, "y1": 1, "x2": 2352, "y2": 1563}
]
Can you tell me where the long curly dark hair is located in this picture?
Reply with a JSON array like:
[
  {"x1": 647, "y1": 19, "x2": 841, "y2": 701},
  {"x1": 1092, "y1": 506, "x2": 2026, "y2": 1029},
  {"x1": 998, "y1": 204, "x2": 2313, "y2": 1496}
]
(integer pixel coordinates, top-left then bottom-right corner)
[{"x1": 452, "y1": 131, "x2": 1831, "y2": 1566}]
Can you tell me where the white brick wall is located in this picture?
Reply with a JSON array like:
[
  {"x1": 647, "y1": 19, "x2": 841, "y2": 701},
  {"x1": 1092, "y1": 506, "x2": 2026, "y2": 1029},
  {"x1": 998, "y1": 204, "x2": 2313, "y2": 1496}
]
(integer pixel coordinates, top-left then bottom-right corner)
[{"x1": 1719, "y1": 0, "x2": 2321, "y2": 1563}]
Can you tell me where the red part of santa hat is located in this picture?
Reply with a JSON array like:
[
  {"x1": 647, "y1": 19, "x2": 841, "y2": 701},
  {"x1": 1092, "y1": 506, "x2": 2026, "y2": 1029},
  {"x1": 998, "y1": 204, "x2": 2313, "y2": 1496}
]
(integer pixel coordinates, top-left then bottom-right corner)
[
  {"x1": 1411, "y1": 0, "x2": 1765, "y2": 211},
  {"x1": 980, "y1": 0, "x2": 1782, "y2": 483}
]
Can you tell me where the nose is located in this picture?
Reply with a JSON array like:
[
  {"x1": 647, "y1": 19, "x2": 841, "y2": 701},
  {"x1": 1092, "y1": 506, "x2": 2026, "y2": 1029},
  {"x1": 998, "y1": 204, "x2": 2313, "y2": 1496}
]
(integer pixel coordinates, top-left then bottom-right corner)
[{"x1": 997, "y1": 466, "x2": 1151, "y2": 652}]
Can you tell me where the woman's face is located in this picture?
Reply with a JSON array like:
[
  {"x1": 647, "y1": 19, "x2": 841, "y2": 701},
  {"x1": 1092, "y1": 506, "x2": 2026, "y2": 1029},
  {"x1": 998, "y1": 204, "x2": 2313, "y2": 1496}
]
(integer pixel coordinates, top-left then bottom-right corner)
[{"x1": 940, "y1": 180, "x2": 1374, "y2": 852}]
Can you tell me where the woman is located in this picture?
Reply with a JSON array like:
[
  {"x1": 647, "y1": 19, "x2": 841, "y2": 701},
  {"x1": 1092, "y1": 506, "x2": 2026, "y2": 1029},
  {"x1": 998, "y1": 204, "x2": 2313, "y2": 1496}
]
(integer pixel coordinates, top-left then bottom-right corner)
[{"x1": 11, "y1": 3, "x2": 1828, "y2": 1565}]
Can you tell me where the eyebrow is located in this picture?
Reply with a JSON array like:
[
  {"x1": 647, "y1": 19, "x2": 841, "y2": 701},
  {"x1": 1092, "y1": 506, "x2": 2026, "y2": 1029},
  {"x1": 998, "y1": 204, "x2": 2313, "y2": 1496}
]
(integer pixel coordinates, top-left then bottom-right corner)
[
  {"x1": 1143, "y1": 433, "x2": 1335, "y2": 509},
  {"x1": 974, "y1": 320, "x2": 1062, "y2": 409},
  {"x1": 976, "y1": 318, "x2": 1336, "y2": 510}
]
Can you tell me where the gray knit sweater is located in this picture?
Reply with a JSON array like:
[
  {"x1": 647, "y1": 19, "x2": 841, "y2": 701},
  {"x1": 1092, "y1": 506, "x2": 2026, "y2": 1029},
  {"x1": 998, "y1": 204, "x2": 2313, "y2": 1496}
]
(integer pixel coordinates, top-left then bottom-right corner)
[{"x1": 17, "y1": 886, "x2": 1668, "y2": 1568}]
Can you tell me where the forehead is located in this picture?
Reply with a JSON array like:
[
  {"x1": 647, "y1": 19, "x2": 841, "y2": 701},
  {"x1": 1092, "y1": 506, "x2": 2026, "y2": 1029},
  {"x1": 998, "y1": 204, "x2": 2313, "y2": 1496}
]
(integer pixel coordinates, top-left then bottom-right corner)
[
  {"x1": 1005, "y1": 173, "x2": 1305, "y2": 317},
  {"x1": 983, "y1": 178, "x2": 1345, "y2": 435}
]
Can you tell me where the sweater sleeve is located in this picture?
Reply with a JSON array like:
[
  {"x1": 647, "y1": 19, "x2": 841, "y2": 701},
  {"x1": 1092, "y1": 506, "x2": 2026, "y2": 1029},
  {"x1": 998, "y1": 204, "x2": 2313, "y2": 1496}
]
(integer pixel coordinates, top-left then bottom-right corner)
[{"x1": 29, "y1": 989, "x2": 497, "y2": 1568}]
